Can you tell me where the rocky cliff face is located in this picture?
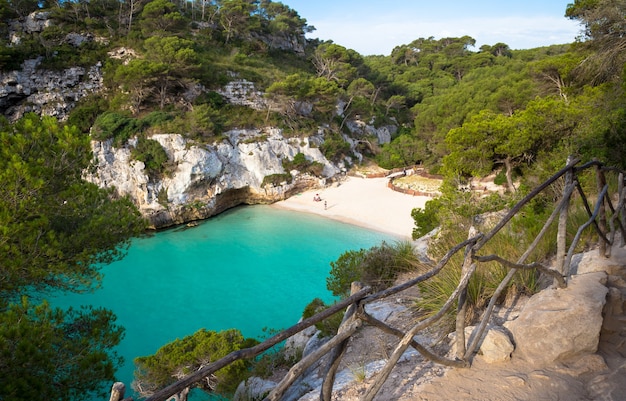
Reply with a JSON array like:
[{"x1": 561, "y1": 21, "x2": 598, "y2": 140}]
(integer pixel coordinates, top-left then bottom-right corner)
[
  {"x1": 87, "y1": 128, "x2": 342, "y2": 228},
  {"x1": 0, "y1": 57, "x2": 104, "y2": 121},
  {"x1": 1, "y1": 12, "x2": 104, "y2": 121}
]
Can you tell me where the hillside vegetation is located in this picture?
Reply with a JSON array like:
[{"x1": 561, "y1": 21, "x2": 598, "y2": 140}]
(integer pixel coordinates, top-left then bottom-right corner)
[
  {"x1": 1, "y1": 0, "x2": 625, "y2": 399},
  {"x1": 1, "y1": 0, "x2": 623, "y2": 178}
]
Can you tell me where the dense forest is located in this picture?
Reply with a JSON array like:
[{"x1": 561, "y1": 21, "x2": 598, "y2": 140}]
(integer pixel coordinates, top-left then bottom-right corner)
[{"x1": 1, "y1": 0, "x2": 625, "y2": 399}]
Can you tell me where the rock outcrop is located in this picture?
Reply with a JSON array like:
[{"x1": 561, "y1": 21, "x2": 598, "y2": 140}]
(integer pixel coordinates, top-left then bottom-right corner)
[
  {"x1": 0, "y1": 57, "x2": 103, "y2": 121},
  {"x1": 505, "y1": 271, "x2": 609, "y2": 366},
  {"x1": 2, "y1": 12, "x2": 104, "y2": 121}
]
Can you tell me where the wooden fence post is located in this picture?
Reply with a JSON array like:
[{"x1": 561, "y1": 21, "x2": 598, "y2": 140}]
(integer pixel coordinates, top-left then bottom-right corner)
[
  {"x1": 455, "y1": 229, "x2": 476, "y2": 360},
  {"x1": 615, "y1": 171, "x2": 626, "y2": 246},
  {"x1": 596, "y1": 161, "x2": 608, "y2": 256},
  {"x1": 320, "y1": 281, "x2": 364, "y2": 401},
  {"x1": 556, "y1": 156, "x2": 574, "y2": 276},
  {"x1": 109, "y1": 382, "x2": 127, "y2": 401}
]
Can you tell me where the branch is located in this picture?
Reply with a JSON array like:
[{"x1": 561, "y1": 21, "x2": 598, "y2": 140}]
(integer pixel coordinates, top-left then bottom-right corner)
[
  {"x1": 356, "y1": 309, "x2": 467, "y2": 368},
  {"x1": 473, "y1": 254, "x2": 566, "y2": 288}
]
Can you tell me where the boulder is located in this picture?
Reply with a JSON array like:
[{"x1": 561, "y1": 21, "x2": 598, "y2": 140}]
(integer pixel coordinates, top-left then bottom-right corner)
[
  {"x1": 570, "y1": 245, "x2": 626, "y2": 276},
  {"x1": 505, "y1": 272, "x2": 608, "y2": 366},
  {"x1": 217, "y1": 79, "x2": 267, "y2": 111},
  {"x1": 478, "y1": 327, "x2": 514, "y2": 363},
  {"x1": 449, "y1": 325, "x2": 514, "y2": 364}
]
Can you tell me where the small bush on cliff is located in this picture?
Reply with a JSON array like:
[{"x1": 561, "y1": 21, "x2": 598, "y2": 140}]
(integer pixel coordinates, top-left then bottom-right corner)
[
  {"x1": 327, "y1": 241, "x2": 418, "y2": 297},
  {"x1": 131, "y1": 138, "x2": 169, "y2": 180},
  {"x1": 411, "y1": 198, "x2": 443, "y2": 239},
  {"x1": 164, "y1": 104, "x2": 224, "y2": 141},
  {"x1": 91, "y1": 111, "x2": 172, "y2": 146},
  {"x1": 91, "y1": 111, "x2": 137, "y2": 145},
  {"x1": 262, "y1": 173, "x2": 292, "y2": 186},
  {"x1": 282, "y1": 152, "x2": 324, "y2": 176},
  {"x1": 67, "y1": 95, "x2": 109, "y2": 133}
]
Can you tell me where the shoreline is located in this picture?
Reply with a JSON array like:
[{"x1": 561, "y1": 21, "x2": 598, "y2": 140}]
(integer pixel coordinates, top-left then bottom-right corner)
[{"x1": 271, "y1": 176, "x2": 431, "y2": 239}]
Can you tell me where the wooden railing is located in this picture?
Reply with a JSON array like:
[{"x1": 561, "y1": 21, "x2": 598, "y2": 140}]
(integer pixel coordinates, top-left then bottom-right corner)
[{"x1": 110, "y1": 157, "x2": 626, "y2": 401}]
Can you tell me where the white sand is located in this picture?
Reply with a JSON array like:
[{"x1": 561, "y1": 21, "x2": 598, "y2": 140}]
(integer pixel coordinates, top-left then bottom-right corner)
[{"x1": 271, "y1": 176, "x2": 431, "y2": 239}]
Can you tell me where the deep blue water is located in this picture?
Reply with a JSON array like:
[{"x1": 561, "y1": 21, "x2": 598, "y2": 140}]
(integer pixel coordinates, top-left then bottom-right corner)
[{"x1": 49, "y1": 205, "x2": 397, "y2": 399}]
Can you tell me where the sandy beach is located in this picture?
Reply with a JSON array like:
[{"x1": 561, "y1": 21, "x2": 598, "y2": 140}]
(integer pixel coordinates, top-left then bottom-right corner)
[{"x1": 271, "y1": 176, "x2": 431, "y2": 239}]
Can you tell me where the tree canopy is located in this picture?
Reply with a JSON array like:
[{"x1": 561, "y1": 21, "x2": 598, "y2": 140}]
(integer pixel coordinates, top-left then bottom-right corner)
[
  {"x1": 134, "y1": 328, "x2": 258, "y2": 400},
  {"x1": 0, "y1": 114, "x2": 146, "y2": 400}
]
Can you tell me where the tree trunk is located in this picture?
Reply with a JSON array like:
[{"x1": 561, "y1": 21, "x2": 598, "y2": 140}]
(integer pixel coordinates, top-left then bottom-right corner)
[{"x1": 504, "y1": 156, "x2": 515, "y2": 192}]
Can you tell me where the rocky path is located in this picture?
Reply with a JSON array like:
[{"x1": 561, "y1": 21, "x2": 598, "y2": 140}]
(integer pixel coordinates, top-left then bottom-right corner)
[{"x1": 392, "y1": 246, "x2": 626, "y2": 401}]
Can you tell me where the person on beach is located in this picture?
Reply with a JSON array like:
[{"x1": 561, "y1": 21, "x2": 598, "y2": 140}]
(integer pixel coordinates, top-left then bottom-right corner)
[{"x1": 314, "y1": 194, "x2": 321, "y2": 201}]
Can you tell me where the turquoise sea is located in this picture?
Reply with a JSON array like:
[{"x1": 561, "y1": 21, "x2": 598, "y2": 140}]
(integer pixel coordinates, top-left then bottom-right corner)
[{"x1": 50, "y1": 205, "x2": 397, "y2": 399}]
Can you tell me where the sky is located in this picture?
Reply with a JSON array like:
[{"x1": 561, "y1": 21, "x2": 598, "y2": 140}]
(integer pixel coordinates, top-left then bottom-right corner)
[{"x1": 279, "y1": 0, "x2": 583, "y2": 56}]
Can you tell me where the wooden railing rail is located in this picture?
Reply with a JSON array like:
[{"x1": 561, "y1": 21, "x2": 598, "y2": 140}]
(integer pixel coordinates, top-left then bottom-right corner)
[{"x1": 110, "y1": 157, "x2": 626, "y2": 401}]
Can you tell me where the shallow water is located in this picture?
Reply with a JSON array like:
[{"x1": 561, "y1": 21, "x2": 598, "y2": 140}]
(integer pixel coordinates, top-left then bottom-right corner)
[{"x1": 49, "y1": 205, "x2": 397, "y2": 398}]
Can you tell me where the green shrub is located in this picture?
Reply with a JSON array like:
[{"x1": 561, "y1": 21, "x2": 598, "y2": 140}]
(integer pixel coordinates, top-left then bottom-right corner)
[
  {"x1": 493, "y1": 169, "x2": 507, "y2": 186},
  {"x1": 134, "y1": 328, "x2": 258, "y2": 397},
  {"x1": 327, "y1": 241, "x2": 418, "y2": 297},
  {"x1": 411, "y1": 198, "x2": 443, "y2": 239},
  {"x1": 0, "y1": 44, "x2": 25, "y2": 71},
  {"x1": 163, "y1": 106, "x2": 222, "y2": 141},
  {"x1": 67, "y1": 95, "x2": 109, "y2": 133},
  {"x1": 91, "y1": 111, "x2": 139, "y2": 145},
  {"x1": 320, "y1": 132, "x2": 351, "y2": 163},
  {"x1": 131, "y1": 138, "x2": 169, "y2": 180},
  {"x1": 141, "y1": 110, "x2": 173, "y2": 127},
  {"x1": 92, "y1": 111, "x2": 174, "y2": 146},
  {"x1": 222, "y1": 105, "x2": 271, "y2": 130},
  {"x1": 282, "y1": 152, "x2": 325, "y2": 176},
  {"x1": 196, "y1": 91, "x2": 227, "y2": 109},
  {"x1": 302, "y1": 298, "x2": 344, "y2": 338},
  {"x1": 326, "y1": 249, "x2": 366, "y2": 298},
  {"x1": 262, "y1": 173, "x2": 292, "y2": 187}
]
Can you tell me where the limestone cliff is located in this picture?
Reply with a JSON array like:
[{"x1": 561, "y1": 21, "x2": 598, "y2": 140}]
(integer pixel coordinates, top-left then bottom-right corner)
[{"x1": 86, "y1": 128, "x2": 342, "y2": 228}]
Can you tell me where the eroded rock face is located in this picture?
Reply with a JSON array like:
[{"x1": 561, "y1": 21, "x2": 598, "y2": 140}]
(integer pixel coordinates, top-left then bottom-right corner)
[
  {"x1": 87, "y1": 129, "x2": 340, "y2": 228},
  {"x1": 217, "y1": 79, "x2": 267, "y2": 110},
  {"x1": 505, "y1": 272, "x2": 609, "y2": 366},
  {"x1": 2, "y1": 12, "x2": 104, "y2": 120},
  {"x1": 0, "y1": 57, "x2": 103, "y2": 121}
]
